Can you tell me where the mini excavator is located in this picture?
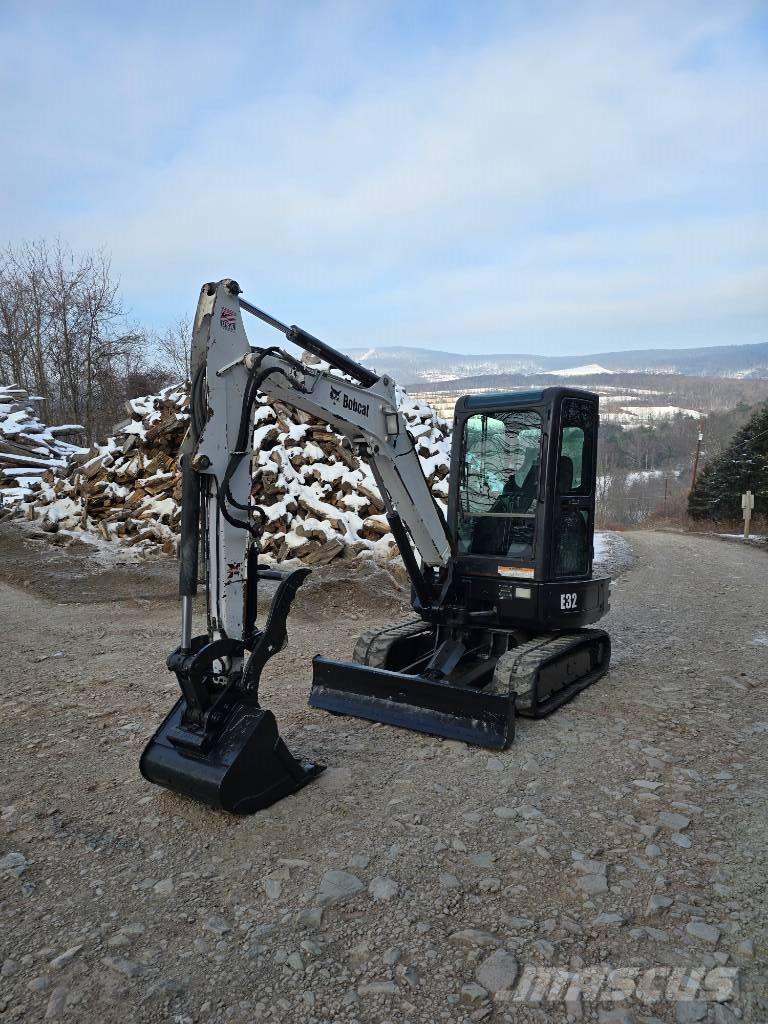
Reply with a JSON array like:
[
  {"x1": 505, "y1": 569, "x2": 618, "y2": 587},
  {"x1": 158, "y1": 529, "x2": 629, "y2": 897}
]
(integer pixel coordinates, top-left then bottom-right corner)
[{"x1": 140, "y1": 279, "x2": 611, "y2": 813}]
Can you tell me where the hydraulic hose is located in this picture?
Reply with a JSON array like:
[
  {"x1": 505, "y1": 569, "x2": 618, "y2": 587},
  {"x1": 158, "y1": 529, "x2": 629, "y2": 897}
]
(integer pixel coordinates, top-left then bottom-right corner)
[{"x1": 217, "y1": 365, "x2": 290, "y2": 534}]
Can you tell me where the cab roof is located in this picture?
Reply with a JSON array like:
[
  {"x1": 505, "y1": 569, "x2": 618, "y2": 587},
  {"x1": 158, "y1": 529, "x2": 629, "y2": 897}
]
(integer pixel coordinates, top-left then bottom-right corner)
[
  {"x1": 458, "y1": 386, "x2": 598, "y2": 411},
  {"x1": 461, "y1": 389, "x2": 544, "y2": 408}
]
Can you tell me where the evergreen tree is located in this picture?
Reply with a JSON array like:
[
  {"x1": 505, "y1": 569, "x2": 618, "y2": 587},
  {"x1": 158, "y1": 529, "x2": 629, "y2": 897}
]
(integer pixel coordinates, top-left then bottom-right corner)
[{"x1": 689, "y1": 400, "x2": 768, "y2": 520}]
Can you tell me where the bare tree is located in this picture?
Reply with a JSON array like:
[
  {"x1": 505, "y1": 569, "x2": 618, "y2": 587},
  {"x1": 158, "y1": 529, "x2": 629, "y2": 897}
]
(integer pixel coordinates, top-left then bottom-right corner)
[
  {"x1": 20, "y1": 241, "x2": 55, "y2": 420},
  {"x1": 154, "y1": 315, "x2": 192, "y2": 383},
  {"x1": 0, "y1": 249, "x2": 31, "y2": 391},
  {"x1": 97, "y1": 327, "x2": 173, "y2": 426},
  {"x1": 596, "y1": 472, "x2": 632, "y2": 526},
  {"x1": 0, "y1": 239, "x2": 162, "y2": 442}
]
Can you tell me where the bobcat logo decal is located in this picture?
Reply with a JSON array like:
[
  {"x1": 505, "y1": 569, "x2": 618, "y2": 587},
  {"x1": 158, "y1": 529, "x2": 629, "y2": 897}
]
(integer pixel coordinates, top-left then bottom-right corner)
[{"x1": 329, "y1": 385, "x2": 341, "y2": 404}]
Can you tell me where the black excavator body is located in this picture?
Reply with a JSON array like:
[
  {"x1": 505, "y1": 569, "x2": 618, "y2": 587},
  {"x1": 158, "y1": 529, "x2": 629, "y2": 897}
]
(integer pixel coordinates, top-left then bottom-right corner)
[
  {"x1": 140, "y1": 283, "x2": 611, "y2": 816},
  {"x1": 309, "y1": 387, "x2": 611, "y2": 748}
]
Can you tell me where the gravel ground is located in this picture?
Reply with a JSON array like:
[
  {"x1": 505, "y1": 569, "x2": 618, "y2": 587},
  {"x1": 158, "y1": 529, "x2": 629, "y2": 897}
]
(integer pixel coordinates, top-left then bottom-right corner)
[{"x1": 0, "y1": 527, "x2": 766, "y2": 1024}]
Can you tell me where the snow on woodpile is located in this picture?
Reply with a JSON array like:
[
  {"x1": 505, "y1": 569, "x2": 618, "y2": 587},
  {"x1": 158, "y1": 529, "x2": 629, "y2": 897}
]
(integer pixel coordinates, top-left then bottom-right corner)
[
  {"x1": 18, "y1": 384, "x2": 189, "y2": 551},
  {"x1": 253, "y1": 390, "x2": 450, "y2": 564},
  {"x1": 20, "y1": 384, "x2": 452, "y2": 563},
  {"x1": 0, "y1": 384, "x2": 86, "y2": 509}
]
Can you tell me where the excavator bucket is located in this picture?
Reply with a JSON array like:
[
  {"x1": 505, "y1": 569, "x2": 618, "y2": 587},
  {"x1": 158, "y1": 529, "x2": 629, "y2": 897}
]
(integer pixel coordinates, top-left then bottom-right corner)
[
  {"x1": 310, "y1": 657, "x2": 516, "y2": 748},
  {"x1": 141, "y1": 568, "x2": 324, "y2": 814},
  {"x1": 140, "y1": 699, "x2": 322, "y2": 814}
]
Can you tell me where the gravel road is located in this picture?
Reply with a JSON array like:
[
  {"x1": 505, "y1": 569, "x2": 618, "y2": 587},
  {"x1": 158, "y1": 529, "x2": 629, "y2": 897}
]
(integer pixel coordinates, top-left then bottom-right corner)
[{"x1": 0, "y1": 528, "x2": 766, "y2": 1024}]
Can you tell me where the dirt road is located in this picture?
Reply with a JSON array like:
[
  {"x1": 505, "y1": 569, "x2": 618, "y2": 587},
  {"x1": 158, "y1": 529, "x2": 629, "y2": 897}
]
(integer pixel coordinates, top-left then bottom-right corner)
[{"x1": 0, "y1": 529, "x2": 766, "y2": 1024}]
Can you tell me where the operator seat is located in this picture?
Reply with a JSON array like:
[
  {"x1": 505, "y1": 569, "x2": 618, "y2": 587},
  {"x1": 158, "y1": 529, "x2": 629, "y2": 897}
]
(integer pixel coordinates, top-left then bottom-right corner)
[
  {"x1": 470, "y1": 459, "x2": 539, "y2": 555},
  {"x1": 508, "y1": 458, "x2": 539, "y2": 511}
]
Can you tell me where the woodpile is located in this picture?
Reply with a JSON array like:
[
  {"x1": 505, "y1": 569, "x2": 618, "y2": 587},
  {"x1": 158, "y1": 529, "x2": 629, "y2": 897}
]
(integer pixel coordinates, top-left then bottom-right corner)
[
  {"x1": 15, "y1": 386, "x2": 188, "y2": 551},
  {"x1": 0, "y1": 385, "x2": 85, "y2": 513},
  {"x1": 18, "y1": 383, "x2": 452, "y2": 564}
]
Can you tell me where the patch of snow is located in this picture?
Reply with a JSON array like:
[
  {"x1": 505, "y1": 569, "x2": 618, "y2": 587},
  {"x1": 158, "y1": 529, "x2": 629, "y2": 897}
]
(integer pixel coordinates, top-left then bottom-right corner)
[
  {"x1": 602, "y1": 404, "x2": 699, "y2": 428},
  {"x1": 626, "y1": 469, "x2": 680, "y2": 484},
  {"x1": 549, "y1": 363, "x2": 615, "y2": 377},
  {"x1": 593, "y1": 531, "x2": 633, "y2": 577},
  {"x1": 626, "y1": 405, "x2": 700, "y2": 420}
]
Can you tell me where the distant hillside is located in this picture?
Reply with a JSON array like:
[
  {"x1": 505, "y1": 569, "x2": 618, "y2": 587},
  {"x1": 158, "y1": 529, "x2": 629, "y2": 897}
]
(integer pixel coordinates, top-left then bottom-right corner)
[
  {"x1": 345, "y1": 340, "x2": 768, "y2": 383},
  {"x1": 406, "y1": 370, "x2": 768, "y2": 419}
]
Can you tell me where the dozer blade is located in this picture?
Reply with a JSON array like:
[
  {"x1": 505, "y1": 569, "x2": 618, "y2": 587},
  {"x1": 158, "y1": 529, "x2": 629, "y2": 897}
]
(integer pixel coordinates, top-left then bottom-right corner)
[
  {"x1": 140, "y1": 697, "x2": 323, "y2": 815},
  {"x1": 310, "y1": 657, "x2": 515, "y2": 749}
]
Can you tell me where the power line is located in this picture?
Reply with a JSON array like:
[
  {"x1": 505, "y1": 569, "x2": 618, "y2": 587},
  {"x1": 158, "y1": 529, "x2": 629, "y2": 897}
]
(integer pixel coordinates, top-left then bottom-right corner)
[{"x1": 717, "y1": 423, "x2": 768, "y2": 457}]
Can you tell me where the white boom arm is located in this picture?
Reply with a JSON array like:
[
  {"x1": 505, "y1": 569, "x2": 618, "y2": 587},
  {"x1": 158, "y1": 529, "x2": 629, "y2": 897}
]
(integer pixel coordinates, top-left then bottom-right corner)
[
  {"x1": 251, "y1": 352, "x2": 451, "y2": 559},
  {"x1": 186, "y1": 279, "x2": 451, "y2": 645}
]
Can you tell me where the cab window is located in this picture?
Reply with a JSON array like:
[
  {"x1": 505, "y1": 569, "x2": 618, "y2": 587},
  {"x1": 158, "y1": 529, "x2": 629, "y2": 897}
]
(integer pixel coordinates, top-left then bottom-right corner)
[
  {"x1": 557, "y1": 399, "x2": 594, "y2": 495},
  {"x1": 457, "y1": 410, "x2": 542, "y2": 558},
  {"x1": 554, "y1": 398, "x2": 596, "y2": 577}
]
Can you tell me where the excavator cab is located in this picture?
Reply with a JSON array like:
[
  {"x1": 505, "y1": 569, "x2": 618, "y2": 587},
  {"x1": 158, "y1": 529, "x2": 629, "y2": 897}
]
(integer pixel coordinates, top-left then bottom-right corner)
[
  {"x1": 447, "y1": 387, "x2": 607, "y2": 627},
  {"x1": 311, "y1": 387, "x2": 610, "y2": 747}
]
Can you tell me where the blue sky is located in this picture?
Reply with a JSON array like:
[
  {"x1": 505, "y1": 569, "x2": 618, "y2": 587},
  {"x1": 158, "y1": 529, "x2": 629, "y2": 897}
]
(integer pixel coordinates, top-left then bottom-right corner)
[{"x1": 1, "y1": 1, "x2": 766, "y2": 356}]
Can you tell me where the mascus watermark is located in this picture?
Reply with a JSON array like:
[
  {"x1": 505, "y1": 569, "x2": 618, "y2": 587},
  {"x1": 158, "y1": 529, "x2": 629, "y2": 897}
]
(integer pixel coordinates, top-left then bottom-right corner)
[{"x1": 500, "y1": 965, "x2": 738, "y2": 1006}]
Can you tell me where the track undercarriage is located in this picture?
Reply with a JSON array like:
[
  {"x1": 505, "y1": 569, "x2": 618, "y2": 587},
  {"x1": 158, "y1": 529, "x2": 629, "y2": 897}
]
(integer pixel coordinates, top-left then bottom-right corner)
[{"x1": 310, "y1": 619, "x2": 611, "y2": 749}]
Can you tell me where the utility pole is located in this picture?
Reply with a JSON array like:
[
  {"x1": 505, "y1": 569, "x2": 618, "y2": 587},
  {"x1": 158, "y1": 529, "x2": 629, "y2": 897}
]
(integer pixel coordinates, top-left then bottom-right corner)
[{"x1": 691, "y1": 419, "x2": 704, "y2": 490}]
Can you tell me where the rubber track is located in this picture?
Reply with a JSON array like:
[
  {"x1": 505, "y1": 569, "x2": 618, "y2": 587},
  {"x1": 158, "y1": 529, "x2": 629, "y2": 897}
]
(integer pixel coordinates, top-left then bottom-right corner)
[
  {"x1": 352, "y1": 620, "x2": 433, "y2": 669},
  {"x1": 492, "y1": 631, "x2": 608, "y2": 713},
  {"x1": 490, "y1": 636, "x2": 554, "y2": 705}
]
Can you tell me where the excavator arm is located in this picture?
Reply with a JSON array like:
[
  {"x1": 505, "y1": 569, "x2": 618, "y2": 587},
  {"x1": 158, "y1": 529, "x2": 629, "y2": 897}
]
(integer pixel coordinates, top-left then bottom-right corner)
[
  {"x1": 140, "y1": 278, "x2": 452, "y2": 814},
  {"x1": 190, "y1": 279, "x2": 451, "y2": 641},
  {"x1": 240, "y1": 348, "x2": 452, "y2": 573}
]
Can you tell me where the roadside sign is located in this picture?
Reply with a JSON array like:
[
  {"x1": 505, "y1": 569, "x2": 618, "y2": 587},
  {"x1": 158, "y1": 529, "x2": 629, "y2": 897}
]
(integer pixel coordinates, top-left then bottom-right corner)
[{"x1": 742, "y1": 490, "x2": 755, "y2": 539}]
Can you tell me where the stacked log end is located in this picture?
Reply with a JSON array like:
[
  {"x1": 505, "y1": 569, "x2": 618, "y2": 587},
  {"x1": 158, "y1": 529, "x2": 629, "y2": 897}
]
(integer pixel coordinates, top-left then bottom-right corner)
[
  {"x1": 253, "y1": 390, "x2": 451, "y2": 565},
  {"x1": 17, "y1": 383, "x2": 452, "y2": 564},
  {"x1": 14, "y1": 385, "x2": 188, "y2": 552},
  {"x1": 0, "y1": 385, "x2": 86, "y2": 515}
]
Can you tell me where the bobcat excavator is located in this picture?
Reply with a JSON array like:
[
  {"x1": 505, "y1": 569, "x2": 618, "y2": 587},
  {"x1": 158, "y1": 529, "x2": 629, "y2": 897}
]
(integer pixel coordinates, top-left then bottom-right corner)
[{"x1": 140, "y1": 279, "x2": 611, "y2": 814}]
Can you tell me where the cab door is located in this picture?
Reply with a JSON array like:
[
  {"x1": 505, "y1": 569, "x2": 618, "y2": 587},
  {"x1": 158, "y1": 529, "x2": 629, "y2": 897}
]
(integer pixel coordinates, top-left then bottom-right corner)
[{"x1": 551, "y1": 396, "x2": 599, "y2": 579}]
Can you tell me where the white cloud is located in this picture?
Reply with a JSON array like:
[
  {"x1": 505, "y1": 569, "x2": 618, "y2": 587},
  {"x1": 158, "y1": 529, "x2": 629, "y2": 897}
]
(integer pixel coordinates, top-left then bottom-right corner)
[{"x1": 1, "y1": 1, "x2": 766, "y2": 353}]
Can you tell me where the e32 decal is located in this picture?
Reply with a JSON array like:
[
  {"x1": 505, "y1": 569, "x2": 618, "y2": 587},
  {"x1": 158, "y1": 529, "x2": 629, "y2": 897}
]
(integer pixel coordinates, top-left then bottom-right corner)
[{"x1": 560, "y1": 592, "x2": 578, "y2": 611}]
